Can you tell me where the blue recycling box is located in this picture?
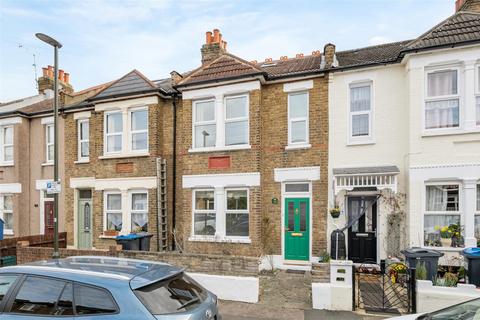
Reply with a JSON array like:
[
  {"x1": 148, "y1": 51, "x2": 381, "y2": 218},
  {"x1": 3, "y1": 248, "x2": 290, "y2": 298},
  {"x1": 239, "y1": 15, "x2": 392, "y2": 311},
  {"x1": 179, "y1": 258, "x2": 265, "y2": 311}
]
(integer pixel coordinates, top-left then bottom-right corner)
[{"x1": 461, "y1": 247, "x2": 480, "y2": 287}]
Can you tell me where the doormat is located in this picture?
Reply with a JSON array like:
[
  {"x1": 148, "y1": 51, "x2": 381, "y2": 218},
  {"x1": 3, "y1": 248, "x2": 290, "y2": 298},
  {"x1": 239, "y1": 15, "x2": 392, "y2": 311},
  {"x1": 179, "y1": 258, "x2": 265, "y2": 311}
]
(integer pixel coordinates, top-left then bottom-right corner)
[{"x1": 286, "y1": 269, "x2": 305, "y2": 274}]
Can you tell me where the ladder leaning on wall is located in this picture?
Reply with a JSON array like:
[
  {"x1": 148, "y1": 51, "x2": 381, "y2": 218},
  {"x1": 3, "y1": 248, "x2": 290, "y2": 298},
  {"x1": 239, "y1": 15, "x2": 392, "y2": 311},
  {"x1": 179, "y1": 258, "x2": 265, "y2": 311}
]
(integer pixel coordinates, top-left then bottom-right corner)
[{"x1": 156, "y1": 158, "x2": 168, "y2": 251}]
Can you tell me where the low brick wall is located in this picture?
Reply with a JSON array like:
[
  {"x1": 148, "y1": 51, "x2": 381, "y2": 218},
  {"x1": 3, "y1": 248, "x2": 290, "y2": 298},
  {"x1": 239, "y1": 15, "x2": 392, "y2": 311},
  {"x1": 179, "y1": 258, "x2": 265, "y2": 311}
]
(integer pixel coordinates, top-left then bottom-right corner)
[
  {"x1": 311, "y1": 262, "x2": 330, "y2": 283},
  {"x1": 16, "y1": 244, "x2": 259, "y2": 277},
  {"x1": 0, "y1": 233, "x2": 67, "y2": 257}
]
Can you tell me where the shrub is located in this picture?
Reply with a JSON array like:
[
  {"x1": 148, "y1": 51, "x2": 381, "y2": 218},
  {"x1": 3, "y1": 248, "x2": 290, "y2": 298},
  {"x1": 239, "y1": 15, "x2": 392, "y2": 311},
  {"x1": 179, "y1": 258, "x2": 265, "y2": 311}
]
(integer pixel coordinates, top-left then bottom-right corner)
[{"x1": 416, "y1": 262, "x2": 427, "y2": 280}]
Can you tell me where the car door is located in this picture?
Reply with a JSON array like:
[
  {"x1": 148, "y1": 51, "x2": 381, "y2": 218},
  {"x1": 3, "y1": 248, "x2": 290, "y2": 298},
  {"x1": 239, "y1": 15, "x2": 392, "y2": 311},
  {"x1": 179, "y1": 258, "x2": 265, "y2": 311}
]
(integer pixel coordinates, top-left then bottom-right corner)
[
  {"x1": 0, "y1": 273, "x2": 21, "y2": 316},
  {"x1": 0, "y1": 275, "x2": 74, "y2": 319}
]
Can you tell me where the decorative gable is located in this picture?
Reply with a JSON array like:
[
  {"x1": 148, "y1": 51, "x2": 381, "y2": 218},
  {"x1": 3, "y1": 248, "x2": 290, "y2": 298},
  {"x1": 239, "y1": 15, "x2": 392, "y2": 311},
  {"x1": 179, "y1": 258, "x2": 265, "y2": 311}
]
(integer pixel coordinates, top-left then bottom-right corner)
[{"x1": 93, "y1": 70, "x2": 157, "y2": 100}]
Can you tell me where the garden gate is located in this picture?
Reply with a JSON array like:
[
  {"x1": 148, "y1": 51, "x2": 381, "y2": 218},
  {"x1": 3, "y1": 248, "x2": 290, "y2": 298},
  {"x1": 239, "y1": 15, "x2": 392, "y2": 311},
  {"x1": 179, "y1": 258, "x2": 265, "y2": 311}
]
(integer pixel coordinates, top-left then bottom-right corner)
[{"x1": 353, "y1": 261, "x2": 416, "y2": 314}]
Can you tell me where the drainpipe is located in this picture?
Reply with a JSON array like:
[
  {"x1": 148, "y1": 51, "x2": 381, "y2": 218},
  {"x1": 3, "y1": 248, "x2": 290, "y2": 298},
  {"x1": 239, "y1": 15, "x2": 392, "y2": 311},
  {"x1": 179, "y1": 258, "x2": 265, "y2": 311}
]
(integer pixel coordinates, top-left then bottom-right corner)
[{"x1": 171, "y1": 94, "x2": 178, "y2": 251}]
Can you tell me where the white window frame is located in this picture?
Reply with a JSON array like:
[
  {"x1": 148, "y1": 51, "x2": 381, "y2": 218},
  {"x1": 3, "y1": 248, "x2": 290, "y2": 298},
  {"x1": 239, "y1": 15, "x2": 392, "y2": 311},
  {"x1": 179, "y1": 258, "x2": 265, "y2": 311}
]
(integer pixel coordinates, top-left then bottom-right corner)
[
  {"x1": 475, "y1": 184, "x2": 480, "y2": 244},
  {"x1": 45, "y1": 124, "x2": 54, "y2": 163},
  {"x1": 287, "y1": 91, "x2": 309, "y2": 147},
  {"x1": 104, "y1": 110, "x2": 123, "y2": 155},
  {"x1": 192, "y1": 189, "x2": 216, "y2": 237},
  {"x1": 424, "y1": 67, "x2": 461, "y2": 132},
  {"x1": 348, "y1": 81, "x2": 374, "y2": 145},
  {"x1": 0, "y1": 125, "x2": 13, "y2": 166},
  {"x1": 129, "y1": 107, "x2": 149, "y2": 153},
  {"x1": 476, "y1": 65, "x2": 480, "y2": 127},
  {"x1": 224, "y1": 94, "x2": 249, "y2": 147},
  {"x1": 0, "y1": 194, "x2": 13, "y2": 235},
  {"x1": 103, "y1": 191, "x2": 122, "y2": 232},
  {"x1": 192, "y1": 99, "x2": 216, "y2": 150},
  {"x1": 225, "y1": 188, "x2": 249, "y2": 239},
  {"x1": 130, "y1": 190, "x2": 148, "y2": 232},
  {"x1": 423, "y1": 182, "x2": 462, "y2": 248},
  {"x1": 77, "y1": 119, "x2": 89, "y2": 161}
]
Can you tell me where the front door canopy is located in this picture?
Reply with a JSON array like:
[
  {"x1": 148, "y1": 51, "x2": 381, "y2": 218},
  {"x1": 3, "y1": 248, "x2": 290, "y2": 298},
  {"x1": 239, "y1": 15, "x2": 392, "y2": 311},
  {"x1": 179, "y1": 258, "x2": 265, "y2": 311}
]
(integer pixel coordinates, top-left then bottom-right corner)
[{"x1": 333, "y1": 166, "x2": 399, "y2": 195}]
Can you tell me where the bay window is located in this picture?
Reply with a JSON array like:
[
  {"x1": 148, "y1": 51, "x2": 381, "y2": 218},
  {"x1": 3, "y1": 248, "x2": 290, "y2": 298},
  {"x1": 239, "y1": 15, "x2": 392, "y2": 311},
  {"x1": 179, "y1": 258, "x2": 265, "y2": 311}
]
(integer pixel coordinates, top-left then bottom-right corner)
[
  {"x1": 193, "y1": 190, "x2": 215, "y2": 236},
  {"x1": 288, "y1": 92, "x2": 309, "y2": 145},
  {"x1": 226, "y1": 189, "x2": 249, "y2": 237},
  {"x1": 130, "y1": 108, "x2": 148, "y2": 152},
  {"x1": 105, "y1": 112, "x2": 123, "y2": 153},
  {"x1": 131, "y1": 192, "x2": 148, "y2": 232},
  {"x1": 46, "y1": 124, "x2": 54, "y2": 163},
  {"x1": 1, "y1": 195, "x2": 13, "y2": 234},
  {"x1": 105, "y1": 193, "x2": 122, "y2": 231},
  {"x1": 349, "y1": 82, "x2": 373, "y2": 143},
  {"x1": 78, "y1": 119, "x2": 89, "y2": 160},
  {"x1": 476, "y1": 66, "x2": 480, "y2": 126},
  {"x1": 425, "y1": 69, "x2": 459, "y2": 129},
  {"x1": 225, "y1": 95, "x2": 248, "y2": 146},
  {"x1": 424, "y1": 184, "x2": 462, "y2": 247},
  {"x1": 193, "y1": 100, "x2": 216, "y2": 148},
  {"x1": 476, "y1": 185, "x2": 480, "y2": 246},
  {"x1": 0, "y1": 126, "x2": 13, "y2": 165}
]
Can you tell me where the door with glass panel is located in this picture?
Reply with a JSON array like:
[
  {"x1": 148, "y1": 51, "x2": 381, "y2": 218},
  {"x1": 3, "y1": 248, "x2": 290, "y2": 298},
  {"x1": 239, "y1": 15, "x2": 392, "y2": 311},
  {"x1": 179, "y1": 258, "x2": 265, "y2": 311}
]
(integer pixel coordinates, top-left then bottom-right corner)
[
  {"x1": 347, "y1": 196, "x2": 377, "y2": 263},
  {"x1": 284, "y1": 198, "x2": 309, "y2": 261},
  {"x1": 77, "y1": 190, "x2": 92, "y2": 249}
]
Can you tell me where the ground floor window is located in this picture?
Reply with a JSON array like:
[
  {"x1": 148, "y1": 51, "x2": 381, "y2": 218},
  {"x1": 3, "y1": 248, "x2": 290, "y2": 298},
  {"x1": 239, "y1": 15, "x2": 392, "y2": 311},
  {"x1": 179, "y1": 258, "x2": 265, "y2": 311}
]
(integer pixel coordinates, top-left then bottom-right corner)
[
  {"x1": 104, "y1": 190, "x2": 148, "y2": 234},
  {"x1": 105, "y1": 193, "x2": 122, "y2": 231},
  {"x1": 0, "y1": 195, "x2": 13, "y2": 233},
  {"x1": 192, "y1": 188, "x2": 249, "y2": 239},
  {"x1": 131, "y1": 192, "x2": 148, "y2": 232}
]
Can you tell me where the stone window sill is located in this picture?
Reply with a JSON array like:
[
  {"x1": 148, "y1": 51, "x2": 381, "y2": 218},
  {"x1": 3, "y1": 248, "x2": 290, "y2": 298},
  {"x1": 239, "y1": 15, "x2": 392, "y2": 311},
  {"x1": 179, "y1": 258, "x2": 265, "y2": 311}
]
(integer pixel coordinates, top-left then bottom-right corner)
[
  {"x1": 3, "y1": 230, "x2": 13, "y2": 236},
  {"x1": 188, "y1": 235, "x2": 251, "y2": 244},
  {"x1": 188, "y1": 145, "x2": 251, "y2": 153},
  {"x1": 41, "y1": 162, "x2": 53, "y2": 167},
  {"x1": 99, "y1": 235, "x2": 118, "y2": 239},
  {"x1": 422, "y1": 128, "x2": 480, "y2": 137},
  {"x1": 285, "y1": 143, "x2": 311, "y2": 150},
  {"x1": 99, "y1": 152, "x2": 150, "y2": 160},
  {"x1": 0, "y1": 162, "x2": 14, "y2": 167},
  {"x1": 74, "y1": 159, "x2": 90, "y2": 164}
]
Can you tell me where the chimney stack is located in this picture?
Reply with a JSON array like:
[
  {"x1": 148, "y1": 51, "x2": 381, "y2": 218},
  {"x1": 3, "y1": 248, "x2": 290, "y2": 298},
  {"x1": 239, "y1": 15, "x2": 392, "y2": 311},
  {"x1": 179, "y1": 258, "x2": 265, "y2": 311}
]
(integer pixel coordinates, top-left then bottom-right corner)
[
  {"x1": 323, "y1": 43, "x2": 337, "y2": 68},
  {"x1": 37, "y1": 65, "x2": 74, "y2": 95},
  {"x1": 201, "y1": 28, "x2": 228, "y2": 65},
  {"x1": 456, "y1": 0, "x2": 480, "y2": 12}
]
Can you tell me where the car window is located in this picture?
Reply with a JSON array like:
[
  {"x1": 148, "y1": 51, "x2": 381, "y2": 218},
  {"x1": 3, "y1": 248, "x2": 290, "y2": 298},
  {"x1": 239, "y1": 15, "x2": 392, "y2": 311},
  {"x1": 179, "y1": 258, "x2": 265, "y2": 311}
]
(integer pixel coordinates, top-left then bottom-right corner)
[
  {"x1": 10, "y1": 276, "x2": 73, "y2": 315},
  {"x1": 134, "y1": 272, "x2": 207, "y2": 315},
  {"x1": 423, "y1": 298, "x2": 480, "y2": 320},
  {"x1": 74, "y1": 283, "x2": 117, "y2": 315},
  {"x1": 0, "y1": 275, "x2": 18, "y2": 302}
]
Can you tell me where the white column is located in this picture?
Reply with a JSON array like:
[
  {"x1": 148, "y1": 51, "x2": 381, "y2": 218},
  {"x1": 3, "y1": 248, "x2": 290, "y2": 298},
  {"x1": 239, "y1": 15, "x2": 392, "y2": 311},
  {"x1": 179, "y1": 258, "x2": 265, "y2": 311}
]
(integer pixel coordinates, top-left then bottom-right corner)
[
  {"x1": 464, "y1": 61, "x2": 476, "y2": 130},
  {"x1": 463, "y1": 179, "x2": 477, "y2": 248},
  {"x1": 215, "y1": 96, "x2": 225, "y2": 147},
  {"x1": 215, "y1": 187, "x2": 225, "y2": 238},
  {"x1": 120, "y1": 190, "x2": 130, "y2": 235}
]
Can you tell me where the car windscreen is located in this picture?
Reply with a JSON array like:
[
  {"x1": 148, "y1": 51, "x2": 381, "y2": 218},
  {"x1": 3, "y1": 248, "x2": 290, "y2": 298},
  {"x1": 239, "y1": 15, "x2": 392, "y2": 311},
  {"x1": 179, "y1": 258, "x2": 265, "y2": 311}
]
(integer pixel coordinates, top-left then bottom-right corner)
[
  {"x1": 134, "y1": 272, "x2": 207, "y2": 315},
  {"x1": 419, "y1": 298, "x2": 480, "y2": 320}
]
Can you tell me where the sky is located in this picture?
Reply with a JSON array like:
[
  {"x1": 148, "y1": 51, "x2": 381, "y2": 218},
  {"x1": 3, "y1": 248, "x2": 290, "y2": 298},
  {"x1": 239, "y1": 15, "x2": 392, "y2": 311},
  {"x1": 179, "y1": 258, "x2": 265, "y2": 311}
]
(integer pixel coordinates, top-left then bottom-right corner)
[{"x1": 0, "y1": 0, "x2": 455, "y2": 102}]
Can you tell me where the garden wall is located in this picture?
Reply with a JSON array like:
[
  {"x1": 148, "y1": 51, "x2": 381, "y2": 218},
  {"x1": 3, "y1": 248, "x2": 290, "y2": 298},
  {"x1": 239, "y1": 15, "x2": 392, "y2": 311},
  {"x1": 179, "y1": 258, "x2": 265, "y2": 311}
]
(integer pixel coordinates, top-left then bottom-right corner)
[{"x1": 417, "y1": 280, "x2": 480, "y2": 313}]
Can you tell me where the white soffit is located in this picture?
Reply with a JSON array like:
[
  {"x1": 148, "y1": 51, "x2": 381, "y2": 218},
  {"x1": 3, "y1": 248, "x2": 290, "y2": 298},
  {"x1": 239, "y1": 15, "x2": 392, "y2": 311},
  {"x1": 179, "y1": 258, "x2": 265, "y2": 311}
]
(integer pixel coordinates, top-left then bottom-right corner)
[
  {"x1": 95, "y1": 177, "x2": 157, "y2": 190},
  {"x1": 183, "y1": 172, "x2": 261, "y2": 188},
  {"x1": 69, "y1": 177, "x2": 96, "y2": 189},
  {"x1": 283, "y1": 80, "x2": 313, "y2": 92},
  {"x1": 0, "y1": 117, "x2": 22, "y2": 126},
  {"x1": 274, "y1": 167, "x2": 321, "y2": 182},
  {"x1": 0, "y1": 183, "x2": 22, "y2": 193},
  {"x1": 183, "y1": 81, "x2": 261, "y2": 100},
  {"x1": 94, "y1": 96, "x2": 157, "y2": 112},
  {"x1": 41, "y1": 116, "x2": 54, "y2": 125},
  {"x1": 73, "y1": 111, "x2": 92, "y2": 120}
]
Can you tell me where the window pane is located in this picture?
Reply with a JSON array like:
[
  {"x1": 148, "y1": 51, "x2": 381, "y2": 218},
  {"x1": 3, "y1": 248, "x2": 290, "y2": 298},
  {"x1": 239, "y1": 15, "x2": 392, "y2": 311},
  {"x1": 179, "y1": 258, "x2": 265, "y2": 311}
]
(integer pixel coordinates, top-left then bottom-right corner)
[
  {"x1": 4, "y1": 127, "x2": 12, "y2": 144},
  {"x1": 477, "y1": 185, "x2": 480, "y2": 211},
  {"x1": 132, "y1": 193, "x2": 147, "y2": 210},
  {"x1": 194, "y1": 124, "x2": 216, "y2": 148},
  {"x1": 81, "y1": 141, "x2": 89, "y2": 157},
  {"x1": 132, "y1": 109, "x2": 148, "y2": 131},
  {"x1": 107, "y1": 194, "x2": 121, "y2": 210},
  {"x1": 194, "y1": 213, "x2": 216, "y2": 235},
  {"x1": 80, "y1": 121, "x2": 89, "y2": 140},
  {"x1": 106, "y1": 213, "x2": 122, "y2": 231},
  {"x1": 424, "y1": 215, "x2": 461, "y2": 247},
  {"x1": 11, "y1": 276, "x2": 66, "y2": 315},
  {"x1": 350, "y1": 85, "x2": 371, "y2": 112},
  {"x1": 4, "y1": 146, "x2": 12, "y2": 162},
  {"x1": 287, "y1": 201, "x2": 295, "y2": 231},
  {"x1": 195, "y1": 101, "x2": 215, "y2": 122},
  {"x1": 426, "y1": 185, "x2": 459, "y2": 211},
  {"x1": 48, "y1": 144, "x2": 54, "y2": 161},
  {"x1": 289, "y1": 93, "x2": 308, "y2": 118},
  {"x1": 225, "y1": 121, "x2": 248, "y2": 146},
  {"x1": 47, "y1": 125, "x2": 54, "y2": 143},
  {"x1": 132, "y1": 132, "x2": 148, "y2": 150},
  {"x1": 57, "y1": 282, "x2": 74, "y2": 315},
  {"x1": 107, "y1": 135, "x2": 122, "y2": 152},
  {"x1": 285, "y1": 183, "x2": 309, "y2": 192},
  {"x1": 476, "y1": 97, "x2": 480, "y2": 126},
  {"x1": 428, "y1": 70, "x2": 457, "y2": 96},
  {"x1": 291, "y1": 120, "x2": 306, "y2": 143},
  {"x1": 74, "y1": 284, "x2": 117, "y2": 315},
  {"x1": 195, "y1": 191, "x2": 214, "y2": 210},
  {"x1": 79, "y1": 190, "x2": 92, "y2": 199},
  {"x1": 475, "y1": 215, "x2": 480, "y2": 242},
  {"x1": 352, "y1": 114, "x2": 369, "y2": 136},
  {"x1": 4, "y1": 211, "x2": 13, "y2": 230},
  {"x1": 227, "y1": 190, "x2": 247, "y2": 210},
  {"x1": 226, "y1": 96, "x2": 247, "y2": 119},
  {"x1": 425, "y1": 99, "x2": 459, "y2": 129},
  {"x1": 107, "y1": 113, "x2": 122, "y2": 133},
  {"x1": 4, "y1": 195, "x2": 13, "y2": 211},
  {"x1": 299, "y1": 202, "x2": 307, "y2": 232},
  {"x1": 0, "y1": 275, "x2": 17, "y2": 302},
  {"x1": 226, "y1": 213, "x2": 249, "y2": 236},
  {"x1": 132, "y1": 213, "x2": 148, "y2": 232}
]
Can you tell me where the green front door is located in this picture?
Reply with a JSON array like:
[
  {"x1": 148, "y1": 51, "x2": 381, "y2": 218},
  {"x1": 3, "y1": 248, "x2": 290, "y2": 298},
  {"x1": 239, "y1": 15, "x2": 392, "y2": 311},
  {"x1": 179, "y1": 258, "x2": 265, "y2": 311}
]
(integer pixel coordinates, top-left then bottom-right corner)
[
  {"x1": 284, "y1": 198, "x2": 309, "y2": 261},
  {"x1": 78, "y1": 194, "x2": 92, "y2": 249}
]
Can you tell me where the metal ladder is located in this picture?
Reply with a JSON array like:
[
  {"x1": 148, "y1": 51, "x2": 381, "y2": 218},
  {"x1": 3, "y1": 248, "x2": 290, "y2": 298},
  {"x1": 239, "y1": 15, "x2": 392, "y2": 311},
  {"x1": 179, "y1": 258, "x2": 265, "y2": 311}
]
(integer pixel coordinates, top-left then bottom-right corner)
[{"x1": 157, "y1": 158, "x2": 168, "y2": 251}]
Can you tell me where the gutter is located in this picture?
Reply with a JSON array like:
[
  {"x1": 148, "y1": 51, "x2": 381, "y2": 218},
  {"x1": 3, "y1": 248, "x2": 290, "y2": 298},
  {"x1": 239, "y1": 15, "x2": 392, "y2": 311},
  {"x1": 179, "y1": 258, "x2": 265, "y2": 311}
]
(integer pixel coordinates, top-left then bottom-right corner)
[{"x1": 171, "y1": 94, "x2": 178, "y2": 251}]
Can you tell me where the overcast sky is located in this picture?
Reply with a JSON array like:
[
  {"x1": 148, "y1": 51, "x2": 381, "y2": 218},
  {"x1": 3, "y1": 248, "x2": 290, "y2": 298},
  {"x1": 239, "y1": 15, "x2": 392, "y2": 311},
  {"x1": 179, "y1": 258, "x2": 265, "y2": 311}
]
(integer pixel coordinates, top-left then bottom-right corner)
[{"x1": 0, "y1": 0, "x2": 455, "y2": 102}]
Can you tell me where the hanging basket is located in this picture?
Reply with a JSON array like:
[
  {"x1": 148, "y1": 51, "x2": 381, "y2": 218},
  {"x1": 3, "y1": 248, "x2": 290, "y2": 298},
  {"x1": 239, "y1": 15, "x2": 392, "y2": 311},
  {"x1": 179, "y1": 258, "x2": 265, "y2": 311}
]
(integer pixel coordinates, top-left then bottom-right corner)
[{"x1": 329, "y1": 208, "x2": 341, "y2": 219}]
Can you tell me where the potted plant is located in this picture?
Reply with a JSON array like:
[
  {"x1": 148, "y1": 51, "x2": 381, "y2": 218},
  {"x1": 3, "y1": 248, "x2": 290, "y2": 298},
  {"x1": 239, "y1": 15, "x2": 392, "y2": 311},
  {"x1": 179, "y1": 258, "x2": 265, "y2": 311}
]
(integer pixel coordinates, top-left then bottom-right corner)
[
  {"x1": 449, "y1": 224, "x2": 463, "y2": 248},
  {"x1": 436, "y1": 225, "x2": 452, "y2": 247}
]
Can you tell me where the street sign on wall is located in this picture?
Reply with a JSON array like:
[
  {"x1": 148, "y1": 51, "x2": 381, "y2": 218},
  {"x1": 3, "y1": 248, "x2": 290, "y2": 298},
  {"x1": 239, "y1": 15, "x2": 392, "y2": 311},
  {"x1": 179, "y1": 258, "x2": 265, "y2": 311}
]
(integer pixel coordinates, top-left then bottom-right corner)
[{"x1": 46, "y1": 181, "x2": 61, "y2": 194}]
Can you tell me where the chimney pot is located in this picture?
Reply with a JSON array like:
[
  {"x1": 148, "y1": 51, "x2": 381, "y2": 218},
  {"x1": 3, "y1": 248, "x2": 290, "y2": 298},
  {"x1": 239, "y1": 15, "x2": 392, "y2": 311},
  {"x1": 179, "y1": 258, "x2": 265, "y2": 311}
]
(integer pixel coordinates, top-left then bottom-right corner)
[
  {"x1": 295, "y1": 53, "x2": 304, "y2": 58},
  {"x1": 455, "y1": 0, "x2": 465, "y2": 11},
  {"x1": 42, "y1": 67, "x2": 48, "y2": 77},
  {"x1": 265, "y1": 58, "x2": 272, "y2": 62},
  {"x1": 206, "y1": 31, "x2": 212, "y2": 44},
  {"x1": 280, "y1": 56, "x2": 288, "y2": 61},
  {"x1": 312, "y1": 50, "x2": 321, "y2": 56},
  {"x1": 250, "y1": 60, "x2": 258, "y2": 64},
  {"x1": 64, "y1": 73, "x2": 70, "y2": 83},
  {"x1": 59, "y1": 69, "x2": 65, "y2": 82},
  {"x1": 213, "y1": 29, "x2": 220, "y2": 43}
]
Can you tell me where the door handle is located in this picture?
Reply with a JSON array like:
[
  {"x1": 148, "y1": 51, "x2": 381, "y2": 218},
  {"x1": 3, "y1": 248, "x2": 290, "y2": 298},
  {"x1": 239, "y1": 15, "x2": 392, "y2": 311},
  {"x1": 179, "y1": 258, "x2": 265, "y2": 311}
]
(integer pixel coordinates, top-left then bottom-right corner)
[{"x1": 291, "y1": 233, "x2": 303, "y2": 237}]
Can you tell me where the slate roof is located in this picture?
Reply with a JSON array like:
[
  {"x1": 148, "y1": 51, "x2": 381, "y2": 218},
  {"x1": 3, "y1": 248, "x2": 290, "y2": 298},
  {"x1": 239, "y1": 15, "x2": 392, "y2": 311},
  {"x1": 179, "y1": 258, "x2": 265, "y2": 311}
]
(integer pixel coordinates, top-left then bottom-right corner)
[
  {"x1": 333, "y1": 166, "x2": 400, "y2": 175},
  {"x1": 92, "y1": 69, "x2": 158, "y2": 100},
  {"x1": 259, "y1": 54, "x2": 323, "y2": 78},
  {"x1": 405, "y1": 11, "x2": 480, "y2": 51},
  {"x1": 17, "y1": 99, "x2": 53, "y2": 116}
]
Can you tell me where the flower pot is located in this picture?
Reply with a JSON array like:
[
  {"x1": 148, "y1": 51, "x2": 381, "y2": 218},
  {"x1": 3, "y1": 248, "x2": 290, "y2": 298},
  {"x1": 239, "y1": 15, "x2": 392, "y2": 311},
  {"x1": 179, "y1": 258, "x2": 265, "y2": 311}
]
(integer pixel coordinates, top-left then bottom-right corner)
[
  {"x1": 440, "y1": 238, "x2": 452, "y2": 248},
  {"x1": 104, "y1": 230, "x2": 119, "y2": 237},
  {"x1": 330, "y1": 209, "x2": 341, "y2": 219}
]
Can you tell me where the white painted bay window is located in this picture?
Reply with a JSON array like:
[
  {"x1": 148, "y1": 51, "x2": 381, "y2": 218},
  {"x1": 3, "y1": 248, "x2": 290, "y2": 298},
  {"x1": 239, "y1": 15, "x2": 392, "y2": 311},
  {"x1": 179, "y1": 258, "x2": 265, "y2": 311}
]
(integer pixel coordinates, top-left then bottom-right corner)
[
  {"x1": 105, "y1": 112, "x2": 123, "y2": 153},
  {"x1": 225, "y1": 95, "x2": 249, "y2": 146},
  {"x1": 193, "y1": 190, "x2": 216, "y2": 236},
  {"x1": 105, "y1": 192, "x2": 122, "y2": 231},
  {"x1": 131, "y1": 192, "x2": 148, "y2": 232},
  {"x1": 288, "y1": 92, "x2": 309, "y2": 146},
  {"x1": 424, "y1": 184, "x2": 462, "y2": 247},
  {"x1": 0, "y1": 126, "x2": 13, "y2": 165},
  {"x1": 46, "y1": 124, "x2": 54, "y2": 163},
  {"x1": 78, "y1": 119, "x2": 89, "y2": 161},
  {"x1": 349, "y1": 82, "x2": 373, "y2": 143},
  {"x1": 0, "y1": 195, "x2": 13, "y2": 234},
  {"x1": 425, "y1": 69, "x2": 459, "y2": 130},
  {"x1": 130, "y1": 108, "x2": 148, "y2": 152},
  {"x1": 475, "y1": 184, "x2": 480, "y2": 246},
  {"x1": 476, "y1": 66, "x2": 480, "y2": 126}
]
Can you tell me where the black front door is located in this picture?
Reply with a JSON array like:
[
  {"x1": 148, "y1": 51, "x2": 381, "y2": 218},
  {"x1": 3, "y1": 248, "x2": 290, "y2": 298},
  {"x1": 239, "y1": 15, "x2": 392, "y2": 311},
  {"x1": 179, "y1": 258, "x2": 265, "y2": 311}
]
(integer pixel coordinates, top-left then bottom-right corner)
[{"x1": 348, "y1": 196, "x2": 377, "y2": 263}]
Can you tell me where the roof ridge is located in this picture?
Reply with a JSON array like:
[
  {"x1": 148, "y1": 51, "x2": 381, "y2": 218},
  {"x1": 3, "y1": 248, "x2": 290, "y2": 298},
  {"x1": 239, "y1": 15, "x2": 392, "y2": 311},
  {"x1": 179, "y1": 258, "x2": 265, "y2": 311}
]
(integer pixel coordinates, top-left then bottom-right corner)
[
  {"x1": 257, "y1": 52, "x2": 320, "y2": 65},
  {"x1": 337, "y1": 39, "x2": 413, "y2": 55},
  {"x1": 222, "y1": 52, "x2": 264, "y2": 72},
  {"x1": 72, "y1": 80, "x2": 114, "y2": 96},
  {"x1": 89, "y1": 69, "x2": 157, "y2": 100}
]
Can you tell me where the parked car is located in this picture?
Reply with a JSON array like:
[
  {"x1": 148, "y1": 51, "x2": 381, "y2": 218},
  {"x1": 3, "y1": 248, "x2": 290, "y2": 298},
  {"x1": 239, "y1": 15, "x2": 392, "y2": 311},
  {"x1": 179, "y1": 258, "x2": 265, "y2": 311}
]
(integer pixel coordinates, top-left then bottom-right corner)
[
  {"x1": 390, "y1": 298, "x2": 480, "y2": 319},
  {"x1": 0, "y1": 256, "x2": 220, "y2": 319}
]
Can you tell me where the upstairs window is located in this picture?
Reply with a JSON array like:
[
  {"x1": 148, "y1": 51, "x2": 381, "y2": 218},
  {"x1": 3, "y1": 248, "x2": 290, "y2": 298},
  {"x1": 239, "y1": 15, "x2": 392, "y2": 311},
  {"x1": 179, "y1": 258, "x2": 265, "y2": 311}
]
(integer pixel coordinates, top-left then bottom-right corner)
[
  {"x1": 288, "y1": 92, "x2": 309, "y2": 145},
  {"x1": 130, "y1": 108, "x2": 148, "y2": 152},
  {"x1": 349, "y1": 83, "x2": 372, "y2": 140},
  {"x1": 225, "y1": 95, "x2": 248, "y2": 146},
  {"x1": 425, "y1": 69, "x2": 459, "y2": 129},
  {"x1": 476, "y1": 66, "x2": 480, "y2": 126},
  {"x1": 46, "y1": 124, "x2": 54, "y2": 163},
  {"x1": 193, "y1": 100, "x2": 216, "y2": 148},
  {"x1": 105, "y1": 112, "x2": 123, "y2": 153},
  {"x1": 78, "y1": 119, "x2": 89, "y2": 160},
  {"x1": 0, "y1": 126, "x2": 13, "y2": 164}
]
